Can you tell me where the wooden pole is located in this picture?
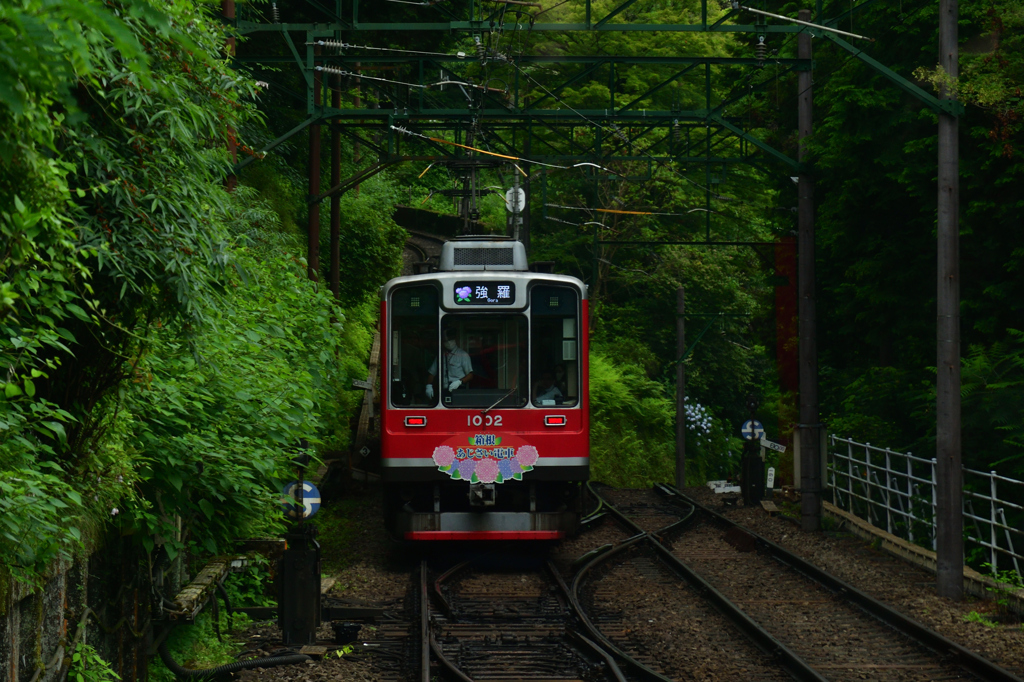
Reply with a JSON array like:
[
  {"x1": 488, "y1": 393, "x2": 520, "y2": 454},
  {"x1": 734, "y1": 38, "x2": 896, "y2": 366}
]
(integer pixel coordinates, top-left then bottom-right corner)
[
  {"x1": 676, "y1": 286, "x2": 686, "y2": 489},
  {"x1": 936, "y1": 0, "x2": 963, "y2": 600},
  {"x1": 797, "y1": 9, "x2": 821, "y2": 532}
]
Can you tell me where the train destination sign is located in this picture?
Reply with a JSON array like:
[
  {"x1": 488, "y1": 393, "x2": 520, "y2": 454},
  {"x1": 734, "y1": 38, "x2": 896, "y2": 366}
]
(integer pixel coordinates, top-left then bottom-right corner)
[{"x1": 454, "y1": 281, "x2": 516, "y2": 305}]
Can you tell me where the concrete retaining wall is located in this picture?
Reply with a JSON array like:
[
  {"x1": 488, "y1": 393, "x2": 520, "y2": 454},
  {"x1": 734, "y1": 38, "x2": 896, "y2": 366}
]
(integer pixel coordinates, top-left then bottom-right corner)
[
  {"x1": 824, "y1": 501, "x2": 1024, "y2": 616},
  {"x1": 1, "y1": 537, "x2": 152, "y2": 682}
]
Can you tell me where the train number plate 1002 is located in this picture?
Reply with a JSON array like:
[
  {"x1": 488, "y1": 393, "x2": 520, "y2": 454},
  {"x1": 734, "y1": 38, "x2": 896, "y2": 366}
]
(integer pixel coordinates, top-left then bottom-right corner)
[{"x1": 467, "y1": 414, "x2": 503, "y2": 427}]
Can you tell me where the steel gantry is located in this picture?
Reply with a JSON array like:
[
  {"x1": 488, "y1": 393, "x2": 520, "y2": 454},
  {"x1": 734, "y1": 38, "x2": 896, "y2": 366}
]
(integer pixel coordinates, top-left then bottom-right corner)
[{"x1": 228, "y1": 0, "x2": 963, "y2": 583}]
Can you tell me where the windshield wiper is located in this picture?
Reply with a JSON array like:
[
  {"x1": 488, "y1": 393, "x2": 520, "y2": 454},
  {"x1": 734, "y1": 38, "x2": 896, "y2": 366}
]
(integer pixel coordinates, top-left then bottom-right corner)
[{"x1": 482, "y1": 386, "x2": 517, "y2": 415}]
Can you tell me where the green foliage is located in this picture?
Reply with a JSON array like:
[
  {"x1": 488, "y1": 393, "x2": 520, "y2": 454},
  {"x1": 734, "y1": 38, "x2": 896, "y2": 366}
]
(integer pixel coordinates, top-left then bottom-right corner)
[
  {"x1": 150, "y1": 608, "x2": 250, "y2": 682},
  {"x1": 803, "y1": 2, "x2": 1024, "y2": 467},
  {"x1": 123, "y1": 211, "x2": 345, "y2": 557},
  {"x1": 962, "y1": 610, "x2": 999, "y2": 628},
  {"x1": 0, "y1": 455, "x2": 83, "y2": 573},
  {"x1": 0, "y1": 0, "x2": 178, "y2": 118},
  {"x1": 981, "y1": 562, "x2": 1024, "y2": 619},
  {"x1": 69, "y1": 643, "x2": 121, "y2": 682},
  {"x1": 318, "y1": 175, "x2": 406, "y2": 308},
  {"x1": 312, "y1": 498, "x2": 362, "y2": 575},
  {"x1": 222, "y1": 554, "x2": 276, "y2": 608},
  {"x1": 0, "y1": 0, "x2": 343, "y2": 583},
  {"x1": 960, "y1": 331, "x2": 1024, "y2": 475},
  {"x1": 588, "y1": 348, "x2": 675, "y2": 487},
  {"x1": 913, "y1": 1, "x2": 1024, "y2": 156}
]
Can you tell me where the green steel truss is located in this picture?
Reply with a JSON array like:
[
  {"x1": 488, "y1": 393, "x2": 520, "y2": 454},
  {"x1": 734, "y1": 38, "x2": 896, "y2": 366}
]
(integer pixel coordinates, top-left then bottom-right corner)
[{"x1": 232, "y1": 1, "x2": 958, "y2": 188}]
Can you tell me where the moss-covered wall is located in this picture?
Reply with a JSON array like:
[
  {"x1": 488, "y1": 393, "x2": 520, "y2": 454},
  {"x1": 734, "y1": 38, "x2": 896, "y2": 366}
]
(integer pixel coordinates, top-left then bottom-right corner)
[{"x1": 0, "y1": 538, "x2": 151, "y2": 681}]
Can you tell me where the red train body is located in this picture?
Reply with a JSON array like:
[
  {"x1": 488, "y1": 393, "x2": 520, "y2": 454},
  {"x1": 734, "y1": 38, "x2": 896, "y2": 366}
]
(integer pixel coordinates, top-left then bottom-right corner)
[{"x1": 380, "y1": 238, "x2": 589, "y2": 540}]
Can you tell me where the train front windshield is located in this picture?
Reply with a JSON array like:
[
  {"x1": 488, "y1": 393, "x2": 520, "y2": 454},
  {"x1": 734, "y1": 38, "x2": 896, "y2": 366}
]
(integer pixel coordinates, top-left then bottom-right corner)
[
  {"x1": 439, "y1": 315, "x2": 528, "y2": 408},
  {"x1": 389, "y1": 282, "x2": 578, "y2": 409}
]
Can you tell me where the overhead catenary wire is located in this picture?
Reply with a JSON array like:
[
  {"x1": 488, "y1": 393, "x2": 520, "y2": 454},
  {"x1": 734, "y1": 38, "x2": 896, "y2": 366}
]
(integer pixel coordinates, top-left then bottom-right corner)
[
  {"x1": 324, "y1": 2, "x2": 890, "y2": 229},
  {"x1": 310, "y1": 40, "x2": 469, "y2": 60},
  {"x1": 546, "y1": 203, "x2": 716, "y2": 217},
  {"x1": 733, "y1": 3, "x2": 875, "y2": 42},
  {"x1": 309, "y1": 27, "x2": 741, "y2": 195},
  {"x1": 390, "y1": 125, "x2": 625, "y2": 177}
]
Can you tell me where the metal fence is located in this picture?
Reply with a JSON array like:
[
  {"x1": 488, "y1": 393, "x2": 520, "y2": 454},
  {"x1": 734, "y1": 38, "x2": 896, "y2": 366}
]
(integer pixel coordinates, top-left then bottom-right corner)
[{"x1": 827, "y1": 435, "x2": 1024, "y2": 578}]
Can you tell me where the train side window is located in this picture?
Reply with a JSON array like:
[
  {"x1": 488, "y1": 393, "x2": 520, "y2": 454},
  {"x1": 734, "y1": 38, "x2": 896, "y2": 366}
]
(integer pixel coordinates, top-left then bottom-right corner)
[
  {"x1": 530, "y1": 285, "x2": 579, "y2": 407},
  {"x1": 389, "y1": 285, "x2": 439, "y2": 407}
]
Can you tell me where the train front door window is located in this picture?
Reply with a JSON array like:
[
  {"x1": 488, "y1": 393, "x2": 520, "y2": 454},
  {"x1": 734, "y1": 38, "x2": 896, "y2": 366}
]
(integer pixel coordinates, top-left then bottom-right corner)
[
  {"x1": 439, "y1": 315, "x2": 528, "y2": 409},
  {"x1": 389, "y1": 285, "x2": 439, "y2": 407},
  {"x1": 530, "y1": 285, "x2": 579, "y2": 407}
]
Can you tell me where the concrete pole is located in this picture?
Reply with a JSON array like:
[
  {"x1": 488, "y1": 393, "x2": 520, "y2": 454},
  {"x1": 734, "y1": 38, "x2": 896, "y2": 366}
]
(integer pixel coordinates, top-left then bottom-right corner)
[
  {"x1": 936, "y1": 0, "x2": 963, "y2": 600},
  {"x1": 330, "y1": 75, "x2": 341, "y2": 299},
  {"x1": 307, "y1": 48, "x2": 322, "y2": 282},
  {"x1": 797, "y1": 10, "x2": 821, "y2": 532},
  {"x1": 676, "y1": 286, "x2": 686, "y2": 490}
]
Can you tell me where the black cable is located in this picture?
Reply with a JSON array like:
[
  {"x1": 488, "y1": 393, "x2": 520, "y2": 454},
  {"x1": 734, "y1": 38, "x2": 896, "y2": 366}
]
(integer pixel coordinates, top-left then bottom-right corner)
[
  {"x1": 211, "y1": 590, "x2": 223, "y2": 643},
  {"x1": 158, "y1": 632, "x2": 310, "y2": 680},
  {"x1": 217, "y1": 583, "x2": 235, "y2": 632}
]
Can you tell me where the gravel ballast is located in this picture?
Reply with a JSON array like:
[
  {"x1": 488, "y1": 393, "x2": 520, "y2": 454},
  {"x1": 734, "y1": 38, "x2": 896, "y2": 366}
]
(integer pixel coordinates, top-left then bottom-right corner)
[{"x1": 227, "y1": 483, "x2": 1022, "y2": 680}]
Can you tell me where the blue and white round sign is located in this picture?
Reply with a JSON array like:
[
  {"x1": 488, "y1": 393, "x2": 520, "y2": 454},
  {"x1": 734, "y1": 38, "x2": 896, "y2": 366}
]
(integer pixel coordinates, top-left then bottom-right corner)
[
  {"x1": 281, "y1": 481, "x2": 321, "y2": 519},
  {"x1": 740, "y1": 419, "x2": 765, "y2": 441}
]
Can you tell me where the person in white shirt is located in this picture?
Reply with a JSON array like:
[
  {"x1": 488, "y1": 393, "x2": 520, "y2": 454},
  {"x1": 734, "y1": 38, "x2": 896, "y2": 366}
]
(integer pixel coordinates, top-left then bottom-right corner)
[
  {"x1": 426, "y1": 329, "x2": 474, "y2": 399},
  {"x1": 534, "y1": 371, "x2": 563, "y2": 404}
]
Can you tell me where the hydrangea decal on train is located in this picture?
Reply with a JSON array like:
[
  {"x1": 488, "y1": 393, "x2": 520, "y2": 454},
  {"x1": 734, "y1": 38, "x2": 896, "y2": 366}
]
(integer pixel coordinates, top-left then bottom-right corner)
[{"x1": 432, "y1": 434, "x2": 539, "y2": 483}]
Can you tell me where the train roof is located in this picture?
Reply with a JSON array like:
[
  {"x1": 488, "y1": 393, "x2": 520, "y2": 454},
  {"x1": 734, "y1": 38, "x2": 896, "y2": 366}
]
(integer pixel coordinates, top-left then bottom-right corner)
[{"x1": 383, "y1": 238, "x2": 586, "y2": 303}]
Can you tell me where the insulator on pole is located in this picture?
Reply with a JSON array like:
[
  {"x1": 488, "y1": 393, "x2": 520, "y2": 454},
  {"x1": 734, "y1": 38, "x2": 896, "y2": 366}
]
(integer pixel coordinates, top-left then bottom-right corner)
[
  {"x1": 271, "y1": 1, "x2": 279, "y2": 23},
  {"x1": 314, "y1": 39, "x2": 347, "y2": 50},
  {"x1": 316, "y1": 65, "x2": 343, "y2": 76},
  {"x1": 672, "y1": 120, "x2": 681, "y2": 146},
  {"x1": 474, "y1": 36, "x2": 487, "y2": 65},
  {"x1": 755, "y1": 35, "x2": 767, "y2": 66}
]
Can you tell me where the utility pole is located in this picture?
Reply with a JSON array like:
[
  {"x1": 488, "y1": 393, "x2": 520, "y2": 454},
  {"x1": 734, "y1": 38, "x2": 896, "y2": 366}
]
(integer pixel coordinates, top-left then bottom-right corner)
[
  {"x1": 936, "y1": 0, "x2": 963, "y2": 600},
  {"x1": 330, "y1": 73, "x2": 341, "y2": 299},
  {"x1": 522, "y1": 133, "x2": 531, "y2": 255},
  {"x1": 797, "y1": 9, "x2": 821, "y2": 532},
  {"x1": 223, "y1": 0, "x2": 237, "y2": 191},
  {"x1": 307, "y1": 46, "x2": 322, "y2": 282},
  {"x1": 512, "y1": 167, "x2": 521, "y2": 241},
  {"x1": 676, "y1": 286, "x2": 686, "y2": 489}
]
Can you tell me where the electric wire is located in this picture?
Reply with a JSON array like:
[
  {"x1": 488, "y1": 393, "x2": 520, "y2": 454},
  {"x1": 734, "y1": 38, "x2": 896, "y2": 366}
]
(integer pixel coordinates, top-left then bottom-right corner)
[{"x1": 312, "y1": 1, "x2": 922, "y2": 234}]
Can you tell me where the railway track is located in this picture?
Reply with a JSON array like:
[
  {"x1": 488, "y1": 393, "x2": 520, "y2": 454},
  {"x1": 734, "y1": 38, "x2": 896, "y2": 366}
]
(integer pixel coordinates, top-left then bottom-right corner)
[
  {"x1": 581, "y1": 484, "x2": 1024, "y2": 682},
  {"x1": 402, "y1": 229, "x2": 446, "y2": 275},
  {"x1": 371, "y1": 484, "x2": 1021, "y2": 682},
  {"x1": 419, "y1": 559, "x2": 625, "y2": 682}
]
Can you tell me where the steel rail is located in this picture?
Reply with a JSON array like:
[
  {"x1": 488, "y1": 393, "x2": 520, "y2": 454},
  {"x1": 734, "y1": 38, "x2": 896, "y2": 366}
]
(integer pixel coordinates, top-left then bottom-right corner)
[
  {"x1": 432, "y1": 561, "x2": 469, "y2": 621},
  {"x1": 570, "y1": 533, "x2": 675, "y2": 682},
  {"x1": 423, "y1": 561, "x2": 480, "y2": 682},
  {"x1": 657, "y1": 485, "x2": 1024, "y2": 682},
  {"x1": 427, "y1": 559, "x2": 623, "y2": 682},
  {"x1": 585, "y1": 484, "x2": 828, "y2": 682},
  {"x1": 418, "y1": 561, "x2": 430, "y2": 682},
  {"x1": 430, "y1": 631, "x2": 476, "y2": 682},
  {"x1": 545, "y1": 560, "x2": 629, "y2": 682}
]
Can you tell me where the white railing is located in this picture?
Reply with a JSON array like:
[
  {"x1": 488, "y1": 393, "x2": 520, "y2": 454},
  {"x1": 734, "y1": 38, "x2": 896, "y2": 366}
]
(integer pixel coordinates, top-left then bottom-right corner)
[{"x1": 828, "y1": 435, "x2": 1024, "y2": 578}]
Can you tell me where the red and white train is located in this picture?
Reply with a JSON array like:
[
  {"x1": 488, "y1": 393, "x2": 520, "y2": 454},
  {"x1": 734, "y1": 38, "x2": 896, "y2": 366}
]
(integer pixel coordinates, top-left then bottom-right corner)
[{"x1": 380, "y1": 237, "x2": 589, "y2": 540}]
